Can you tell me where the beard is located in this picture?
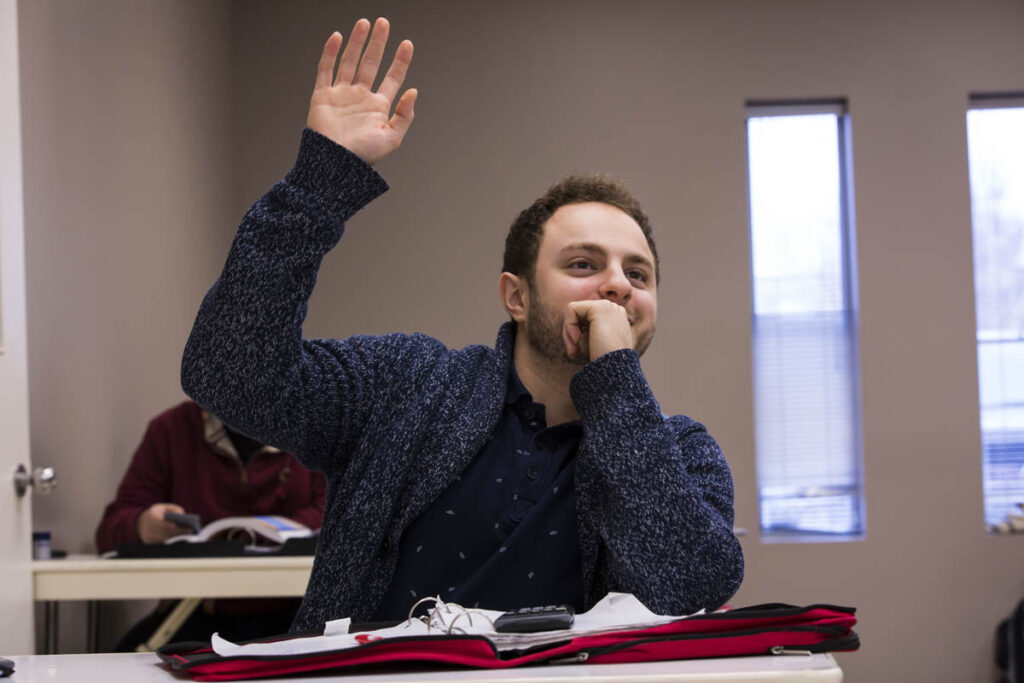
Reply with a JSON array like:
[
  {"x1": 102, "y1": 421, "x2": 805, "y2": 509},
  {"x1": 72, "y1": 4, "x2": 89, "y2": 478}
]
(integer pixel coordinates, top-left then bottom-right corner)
[
  {"x1": 525, "y1": 286, "x2": 654, "y2": 365},
  {"x1": 526, "y1": 287, "x2": 581, "y2": 366}
]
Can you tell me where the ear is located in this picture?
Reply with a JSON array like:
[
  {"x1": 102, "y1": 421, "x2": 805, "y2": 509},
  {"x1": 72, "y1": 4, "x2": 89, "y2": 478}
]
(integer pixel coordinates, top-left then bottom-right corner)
[{"x1": 498, "y1": 272, "x2": 528, "y2": 323}]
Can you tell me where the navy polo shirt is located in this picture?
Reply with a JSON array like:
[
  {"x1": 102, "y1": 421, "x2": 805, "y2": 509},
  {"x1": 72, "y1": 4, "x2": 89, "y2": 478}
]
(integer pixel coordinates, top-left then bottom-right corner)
[{"x1": 373, "y1": 363, "x2": 584, "y2": 620}]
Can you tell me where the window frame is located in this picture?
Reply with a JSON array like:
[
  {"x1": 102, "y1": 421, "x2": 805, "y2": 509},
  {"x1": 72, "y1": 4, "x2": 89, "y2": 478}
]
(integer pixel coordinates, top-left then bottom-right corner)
[
  {"x1": 745, "y1": 99, "x2": 867, "y2": 542},
  {"x1": 965, "y1": 93, "x2": 1024, "y2": 531}
]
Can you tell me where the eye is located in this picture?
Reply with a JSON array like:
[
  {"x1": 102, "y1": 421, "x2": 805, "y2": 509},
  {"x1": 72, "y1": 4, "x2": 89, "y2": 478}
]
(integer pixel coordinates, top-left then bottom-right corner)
[
  {"x1": 568, "y1": 260, "x2": 596, "y2": 272},
  {"x1": 627, "y1": 269, "x2": 649, "y2": 284}
]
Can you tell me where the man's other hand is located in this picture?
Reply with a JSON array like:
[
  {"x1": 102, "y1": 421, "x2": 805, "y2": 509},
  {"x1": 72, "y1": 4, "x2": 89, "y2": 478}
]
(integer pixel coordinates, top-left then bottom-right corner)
[
  {"x1": 307, "y1": 18, "x2": 417, "y2": 165},
  {"x1": 562, "y1": 299, "x2": 634, "y2": 363},
  {"x1": 136, "y1": 503, "x2": 189, "y2": 544}
]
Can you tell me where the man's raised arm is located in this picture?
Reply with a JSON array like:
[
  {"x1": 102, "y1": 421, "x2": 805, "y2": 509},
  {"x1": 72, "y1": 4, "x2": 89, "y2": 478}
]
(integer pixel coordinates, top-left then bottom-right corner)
[{"x1": 181, "y1": 19, "x2": 417, "y2": 469}]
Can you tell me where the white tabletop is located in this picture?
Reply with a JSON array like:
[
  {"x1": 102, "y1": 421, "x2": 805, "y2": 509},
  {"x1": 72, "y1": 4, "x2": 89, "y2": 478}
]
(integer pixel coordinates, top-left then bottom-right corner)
[
  {"x1": 33, "y1": 554, "x2": 313, "y2": 600},
  {"x1": 7, "y1": 652, "x2": 843, "y2": 682}
]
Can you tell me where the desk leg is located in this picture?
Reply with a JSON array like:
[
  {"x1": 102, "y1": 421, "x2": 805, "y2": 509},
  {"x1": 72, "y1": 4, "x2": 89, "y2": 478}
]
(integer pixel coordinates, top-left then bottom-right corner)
[
  {"x1": 87, "y1": 600, "x2": 99, "y2": 652},
  {"x1": 43, "y1": 601, "x2": 59, "y2": 654},
  {"x1": 41, "y1": 601, "x2": 49, "y2": 654},
  {"x1": 136, "y1": 598, "x2": 201, "y2": 653}
]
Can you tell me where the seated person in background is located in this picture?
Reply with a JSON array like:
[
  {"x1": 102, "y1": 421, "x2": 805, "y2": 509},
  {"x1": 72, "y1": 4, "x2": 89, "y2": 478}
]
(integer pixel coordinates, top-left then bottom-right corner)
[
  {"x1": 182, "y1": 18, "x2": 743, "y2": 632},
  {"x1": 95, "y1": 399, "x2": 326, "y2": 649}
]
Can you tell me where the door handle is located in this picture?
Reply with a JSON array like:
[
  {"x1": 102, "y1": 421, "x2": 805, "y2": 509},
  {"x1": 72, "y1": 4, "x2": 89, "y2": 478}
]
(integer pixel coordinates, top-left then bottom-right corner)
[{"x1": 13, "y1": 463, "x2": 57, "y2": 497}]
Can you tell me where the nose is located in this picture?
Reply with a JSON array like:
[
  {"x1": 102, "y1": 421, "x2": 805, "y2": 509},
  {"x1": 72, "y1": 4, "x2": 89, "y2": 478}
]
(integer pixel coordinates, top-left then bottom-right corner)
[{"x1": 600, "y1": 267, "x2": 632, "y2": 304}]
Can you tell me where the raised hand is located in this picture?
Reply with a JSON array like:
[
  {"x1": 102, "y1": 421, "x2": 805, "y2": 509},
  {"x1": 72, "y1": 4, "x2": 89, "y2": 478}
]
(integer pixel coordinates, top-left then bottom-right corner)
[{"x1": 306, "y1": 18, "x2": 417, "y2": 165}]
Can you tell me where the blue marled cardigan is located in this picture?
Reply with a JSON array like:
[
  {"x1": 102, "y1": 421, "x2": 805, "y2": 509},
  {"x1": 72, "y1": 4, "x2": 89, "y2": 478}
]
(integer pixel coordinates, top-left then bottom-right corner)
[{"x1": 182, "y1": 129, "x2": 743, "y2": 631}]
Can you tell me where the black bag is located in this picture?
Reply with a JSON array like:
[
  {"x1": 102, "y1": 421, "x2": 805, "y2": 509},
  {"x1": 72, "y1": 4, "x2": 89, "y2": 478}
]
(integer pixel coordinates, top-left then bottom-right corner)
[{"x1": 997, "y1": 597, "x2": 1024, "y2": 683}]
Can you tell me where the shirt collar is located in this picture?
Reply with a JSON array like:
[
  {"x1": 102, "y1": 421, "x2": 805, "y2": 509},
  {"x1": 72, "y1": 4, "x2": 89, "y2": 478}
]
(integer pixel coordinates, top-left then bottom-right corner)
[
  {"x1": 202, "y1": 410, "x2": 279, "y2": 460},
  {"x1": 505, "y1": 359, "x2": 534, "y2": 407}
]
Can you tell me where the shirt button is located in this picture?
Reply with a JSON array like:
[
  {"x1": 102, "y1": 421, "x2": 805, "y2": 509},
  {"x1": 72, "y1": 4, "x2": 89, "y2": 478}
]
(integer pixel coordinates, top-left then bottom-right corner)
[
  {"x1": 523, "y1": 406, "x2": 536, "y2": 420},
  {"x1": 526, "y1": 466, "x2": 539, "y2": 480}
]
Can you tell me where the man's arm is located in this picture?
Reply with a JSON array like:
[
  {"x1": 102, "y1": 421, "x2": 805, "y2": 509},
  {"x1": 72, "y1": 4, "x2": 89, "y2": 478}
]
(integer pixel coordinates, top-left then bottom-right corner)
[
  {"x1": 570, "y1": 350, "x2": 743, "y2": 615},
  {"x1": 95, "y1": 419, "x2": 190, "y2": 553},
  {"x1": 284, "y1": 470, "x2": 328, "y2": 530},
  {"x1": 181, "y1": 19, "x2": 417, "y2": 469}
]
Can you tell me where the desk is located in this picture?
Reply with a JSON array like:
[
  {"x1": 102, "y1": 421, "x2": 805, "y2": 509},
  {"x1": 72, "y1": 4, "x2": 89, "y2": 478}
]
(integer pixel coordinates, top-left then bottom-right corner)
[
  {"x1": 33, "y1": 554, "x2": 313, "y2": 653},
  {"x1": 8, "y1": 652, "x2": 844, "y2": 681}
]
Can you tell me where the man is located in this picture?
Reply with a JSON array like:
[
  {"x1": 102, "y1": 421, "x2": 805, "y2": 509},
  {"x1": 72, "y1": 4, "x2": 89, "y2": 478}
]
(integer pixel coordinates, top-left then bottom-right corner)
[
  {"x1": 96, "y1": 400, "x2": 326, "y2": 646},
  {"x1": 182, "y1": 17, "x2": 742, "y2": 632}
]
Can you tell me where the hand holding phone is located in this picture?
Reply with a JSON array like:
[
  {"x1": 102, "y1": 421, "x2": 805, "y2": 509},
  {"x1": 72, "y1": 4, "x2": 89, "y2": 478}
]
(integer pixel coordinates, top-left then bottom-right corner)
[{"x1": 164, "y1": 511, "x2": 202, "y2": 535}]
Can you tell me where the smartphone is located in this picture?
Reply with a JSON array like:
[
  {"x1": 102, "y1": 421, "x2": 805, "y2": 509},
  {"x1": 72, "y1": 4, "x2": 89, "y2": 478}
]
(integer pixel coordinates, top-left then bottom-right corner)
[
  {"x1": 493, "y1": 605, "x2": 575, "y2": 633},
  {"x1": 163, "y1": 511, "x2": 202, "y2": 534}
]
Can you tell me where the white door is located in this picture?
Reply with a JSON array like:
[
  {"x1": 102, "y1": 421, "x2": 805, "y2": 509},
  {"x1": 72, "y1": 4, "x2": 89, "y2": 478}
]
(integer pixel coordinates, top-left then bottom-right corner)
[{"x1": 0, "y1": 0, "x2": 36, "y2": 655}]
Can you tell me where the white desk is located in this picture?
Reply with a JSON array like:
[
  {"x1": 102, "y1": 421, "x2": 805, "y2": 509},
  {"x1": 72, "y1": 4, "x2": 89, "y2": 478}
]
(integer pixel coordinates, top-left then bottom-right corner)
[
  {"x1": 33, "y1": 554, "x2": 313, "y2": 653},
  {"x1": 33, "y1": 554, "x2": 313, "y2": 600},
  {"x1": 8, "y1": 652, "x2": 844, "y2": 682}
]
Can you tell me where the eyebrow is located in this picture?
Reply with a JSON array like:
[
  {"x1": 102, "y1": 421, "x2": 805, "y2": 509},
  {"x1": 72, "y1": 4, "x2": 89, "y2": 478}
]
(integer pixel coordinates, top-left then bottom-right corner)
[{"x1": 561, "y1": 242, "x2": 655, "y2": 271}]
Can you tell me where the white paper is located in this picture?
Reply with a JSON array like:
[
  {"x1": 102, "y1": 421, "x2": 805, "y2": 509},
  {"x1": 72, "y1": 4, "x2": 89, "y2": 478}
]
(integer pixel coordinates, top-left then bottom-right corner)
[
  {"x1": 323, "y1": 617, "x2": 351, "y2": 637},
  {"x1": 210, "y1": 592, "x2": 698, "y2": 657}
]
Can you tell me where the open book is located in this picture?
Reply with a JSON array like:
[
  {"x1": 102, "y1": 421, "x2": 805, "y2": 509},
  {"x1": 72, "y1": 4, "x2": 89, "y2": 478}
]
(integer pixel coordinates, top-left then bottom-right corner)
[{"x1": 165, "y1": 515, "x2": 312, "y2": 549}]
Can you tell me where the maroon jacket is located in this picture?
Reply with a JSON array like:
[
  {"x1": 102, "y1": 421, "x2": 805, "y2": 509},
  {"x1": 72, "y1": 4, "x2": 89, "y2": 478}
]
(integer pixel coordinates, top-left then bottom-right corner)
[{"x1": 96, "y1": 401, "x2": 326, "y2": 553}]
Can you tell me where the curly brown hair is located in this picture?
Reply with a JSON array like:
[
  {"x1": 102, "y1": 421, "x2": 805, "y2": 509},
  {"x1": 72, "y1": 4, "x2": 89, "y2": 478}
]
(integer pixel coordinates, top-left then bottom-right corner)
[{"x1": 502, "y1": 174, "x2": 660, "y2": 284}]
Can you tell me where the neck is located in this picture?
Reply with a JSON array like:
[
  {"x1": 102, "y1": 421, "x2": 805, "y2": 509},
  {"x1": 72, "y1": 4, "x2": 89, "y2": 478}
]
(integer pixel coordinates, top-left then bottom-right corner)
[{"x1": 511, "y1": 331, "x2": 581, "y2": 426}]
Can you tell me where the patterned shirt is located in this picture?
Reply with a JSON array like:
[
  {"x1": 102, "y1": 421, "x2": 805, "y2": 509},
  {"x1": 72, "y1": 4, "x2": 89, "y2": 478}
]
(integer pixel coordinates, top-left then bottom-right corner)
[{"x1": 374, "y1": 363, "x2": 584, "y2": 619}]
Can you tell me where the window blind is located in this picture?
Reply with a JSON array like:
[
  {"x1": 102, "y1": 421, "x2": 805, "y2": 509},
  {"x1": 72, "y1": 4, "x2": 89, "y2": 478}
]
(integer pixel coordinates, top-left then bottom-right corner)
[
  {"x1": 966, "y1": 101, "x2": 1024, "y2": 527},
  {"x1": 746, "y1": 107, "x2": 865, "y2": 537}
]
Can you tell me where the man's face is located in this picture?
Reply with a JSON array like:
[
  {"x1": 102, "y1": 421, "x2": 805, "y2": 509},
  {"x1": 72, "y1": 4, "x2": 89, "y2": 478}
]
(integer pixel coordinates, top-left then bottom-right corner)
[{"x1": 523, "y1": 202, "x2": 658, "y2": 364}]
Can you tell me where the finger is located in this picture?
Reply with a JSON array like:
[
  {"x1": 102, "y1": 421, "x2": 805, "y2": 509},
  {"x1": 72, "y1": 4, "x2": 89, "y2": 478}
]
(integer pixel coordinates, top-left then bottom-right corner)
[
  {"x1": 388, "y1": 88, "x2": 417, "y2": 139},
  {"x1": 314, "y1": 32, "x2": 342, "y2": 90},
  {"x1": 377, "y1": 39, "x2": 413, "y2": 103},
  {"x1": 562, "y1": 306, "x2": 585, "y2": 356},
  {"x1": 563, "y1": 324, "x2": 579, "y2": 359},
  {"x1": 354, "y1": 17, "x2": 390, "y2": 88},
  {"x1": 577, "y1": 333, "x2": 590, "y2": 362},
  {"x1": 336, "y1": 18, "x2": 371, "y2": 85}
]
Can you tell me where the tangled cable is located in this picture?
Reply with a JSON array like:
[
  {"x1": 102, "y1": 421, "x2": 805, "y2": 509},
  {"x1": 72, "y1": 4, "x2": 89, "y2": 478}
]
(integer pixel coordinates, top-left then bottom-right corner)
[{"x1": 403, "y1": 596, "x2": 497, "y2": 635}]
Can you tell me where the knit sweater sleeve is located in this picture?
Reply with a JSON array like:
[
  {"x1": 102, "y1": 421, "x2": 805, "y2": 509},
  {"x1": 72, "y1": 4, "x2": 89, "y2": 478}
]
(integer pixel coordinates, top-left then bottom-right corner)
[
  {"x1": 181, "y1": 129, "x2": 392, "y2": 473},
  {"x1": 570, "y1": 349, "x2": 744, "y2": 615}
]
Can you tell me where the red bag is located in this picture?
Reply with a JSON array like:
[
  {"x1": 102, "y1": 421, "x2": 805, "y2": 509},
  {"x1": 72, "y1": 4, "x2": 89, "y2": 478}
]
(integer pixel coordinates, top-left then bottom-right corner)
[{"x1": 157, "y1": 603, "x2": 858, "y2": 681}]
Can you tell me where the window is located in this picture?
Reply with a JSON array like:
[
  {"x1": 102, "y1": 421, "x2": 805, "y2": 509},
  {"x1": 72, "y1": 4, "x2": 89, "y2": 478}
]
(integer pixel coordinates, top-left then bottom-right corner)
[
  {"x1": 966, "y1": 95, "x2": 1024, "y2": 529},
  {"x1": 746, "y1": 101, "x2": 865, "y2": 539}
]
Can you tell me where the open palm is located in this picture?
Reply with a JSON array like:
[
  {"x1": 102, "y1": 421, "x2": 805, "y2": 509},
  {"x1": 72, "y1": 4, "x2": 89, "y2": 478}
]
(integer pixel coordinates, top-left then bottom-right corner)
[{"x1": 306, "y1": 18, "x2": 417, "y2": 166}]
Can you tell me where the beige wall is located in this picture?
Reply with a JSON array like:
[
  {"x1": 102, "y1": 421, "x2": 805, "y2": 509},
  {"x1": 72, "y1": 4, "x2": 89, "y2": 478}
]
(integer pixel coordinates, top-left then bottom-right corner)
[
  {"x1": 18, "y1": 0, "x2": 1024, "y2": 678},
  {"x1": 18, "y1": 0, "x2": 235, "y2": 650}
]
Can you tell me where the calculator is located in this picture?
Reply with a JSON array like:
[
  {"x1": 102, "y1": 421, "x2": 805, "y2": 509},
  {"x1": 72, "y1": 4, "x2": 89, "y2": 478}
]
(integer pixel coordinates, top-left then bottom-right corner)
[{"x1": 493, "y1": 605, "x2": 575, "y2": 633}]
